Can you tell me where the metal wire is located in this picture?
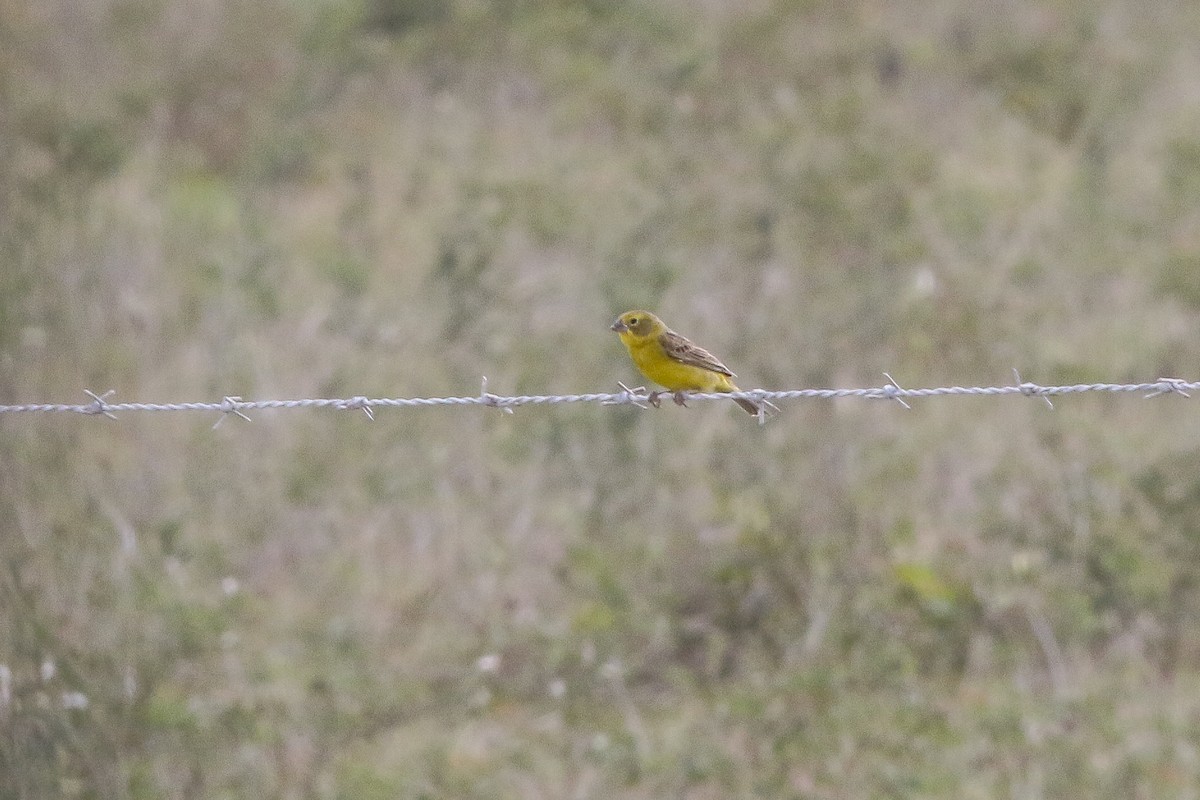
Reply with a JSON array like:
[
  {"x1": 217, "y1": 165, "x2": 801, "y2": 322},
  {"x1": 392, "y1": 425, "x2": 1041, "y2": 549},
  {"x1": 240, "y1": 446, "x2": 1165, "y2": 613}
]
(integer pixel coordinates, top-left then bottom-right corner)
[{"x1": 0, "y1": 374, "x2": 1194, "y2": 427}]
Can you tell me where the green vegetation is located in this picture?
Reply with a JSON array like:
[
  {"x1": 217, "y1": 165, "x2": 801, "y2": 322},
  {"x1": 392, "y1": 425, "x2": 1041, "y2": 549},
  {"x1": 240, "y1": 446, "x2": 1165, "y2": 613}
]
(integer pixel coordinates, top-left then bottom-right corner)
[{"x1": 5, "y1": 0, "x2": 1200, "y2": 796}]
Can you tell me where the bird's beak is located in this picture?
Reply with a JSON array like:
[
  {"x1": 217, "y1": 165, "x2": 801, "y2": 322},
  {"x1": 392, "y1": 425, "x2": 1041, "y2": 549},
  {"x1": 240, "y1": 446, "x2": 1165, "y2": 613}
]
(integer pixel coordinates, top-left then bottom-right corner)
[{"x1": 610, "y1": 319, "x2": 627, "y2": 333}]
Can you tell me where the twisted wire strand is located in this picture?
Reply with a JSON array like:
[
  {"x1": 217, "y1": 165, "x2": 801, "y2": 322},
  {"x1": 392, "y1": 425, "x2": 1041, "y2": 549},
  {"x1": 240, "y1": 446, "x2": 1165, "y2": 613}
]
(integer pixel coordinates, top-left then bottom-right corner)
[{"x1": 0, "y1": 377, "x2": 1194, "y2": 427}]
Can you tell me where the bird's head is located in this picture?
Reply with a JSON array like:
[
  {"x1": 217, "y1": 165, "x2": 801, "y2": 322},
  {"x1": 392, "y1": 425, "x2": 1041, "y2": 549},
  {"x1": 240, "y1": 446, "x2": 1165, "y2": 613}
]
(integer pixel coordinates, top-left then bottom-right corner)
[{"x1": 610, "y1": 310, "x2": 664, "y2": 339}]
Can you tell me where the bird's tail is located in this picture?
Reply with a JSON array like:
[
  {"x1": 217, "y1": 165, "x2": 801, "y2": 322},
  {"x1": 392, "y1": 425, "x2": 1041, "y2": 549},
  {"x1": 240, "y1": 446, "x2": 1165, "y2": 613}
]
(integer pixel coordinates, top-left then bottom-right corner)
[
  {"x1": 733, "y1": 397, "x2": 760, "y2": 416},
  {"x1": 722, "y1": 382, "x2": 761, "y2": 416}
]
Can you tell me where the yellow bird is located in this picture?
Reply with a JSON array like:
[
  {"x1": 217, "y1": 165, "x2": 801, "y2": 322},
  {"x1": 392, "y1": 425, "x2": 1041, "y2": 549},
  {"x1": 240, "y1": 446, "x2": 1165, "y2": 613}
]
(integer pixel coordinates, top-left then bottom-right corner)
[{"x1": 610, "y1": 310, "x2": 763, "y2": 416}]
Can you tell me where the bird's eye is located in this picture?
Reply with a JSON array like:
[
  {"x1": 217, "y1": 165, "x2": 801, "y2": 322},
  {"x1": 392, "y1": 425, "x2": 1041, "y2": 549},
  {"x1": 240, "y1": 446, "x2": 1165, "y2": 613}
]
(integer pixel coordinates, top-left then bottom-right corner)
[{"x1": 628, "y1": 317, "x2": 639, "y2": 325}]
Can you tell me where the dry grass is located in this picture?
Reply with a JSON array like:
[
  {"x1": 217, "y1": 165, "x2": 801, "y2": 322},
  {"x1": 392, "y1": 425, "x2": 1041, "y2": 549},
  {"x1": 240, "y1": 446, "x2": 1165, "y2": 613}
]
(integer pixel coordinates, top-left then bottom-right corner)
[{"x1": 5, "y1": 0, "x2": 1200, "y2": 797}]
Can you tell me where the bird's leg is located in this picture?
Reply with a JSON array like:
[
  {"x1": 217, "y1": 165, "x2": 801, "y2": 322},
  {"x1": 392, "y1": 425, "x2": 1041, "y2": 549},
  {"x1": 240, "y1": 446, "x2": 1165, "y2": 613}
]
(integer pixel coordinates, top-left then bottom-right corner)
[
  {"x1": 672, "y1": 391, "x2": 688, "y2": 407},
  {"x1": 647, "y1": 391, "x2": 663, "y2": 408}
]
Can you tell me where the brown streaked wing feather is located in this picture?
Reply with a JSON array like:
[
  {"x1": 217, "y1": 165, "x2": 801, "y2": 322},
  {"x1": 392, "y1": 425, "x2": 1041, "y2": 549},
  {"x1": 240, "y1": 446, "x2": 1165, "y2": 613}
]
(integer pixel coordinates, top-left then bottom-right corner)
[{"x1": 658, "y1": 330, "x2": 735, "y2": 377}]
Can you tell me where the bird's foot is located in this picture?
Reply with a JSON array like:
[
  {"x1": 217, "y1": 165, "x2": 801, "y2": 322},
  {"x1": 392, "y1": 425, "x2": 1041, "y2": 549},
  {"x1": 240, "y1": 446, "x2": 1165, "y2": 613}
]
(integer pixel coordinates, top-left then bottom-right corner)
[
  {"x1": 647, "y1": 391, "x2": 663, "y2": 408},
  {"x1": 672, "y1": 391, "x2": 689, "y2": 407}
]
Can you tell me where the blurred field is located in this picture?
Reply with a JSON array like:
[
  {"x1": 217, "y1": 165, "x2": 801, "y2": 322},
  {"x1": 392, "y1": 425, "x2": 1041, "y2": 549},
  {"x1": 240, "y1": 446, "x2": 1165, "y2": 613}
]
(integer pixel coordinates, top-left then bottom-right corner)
[{"x1": 5, "y1": 0, "x2": 1200, "y2": 797}]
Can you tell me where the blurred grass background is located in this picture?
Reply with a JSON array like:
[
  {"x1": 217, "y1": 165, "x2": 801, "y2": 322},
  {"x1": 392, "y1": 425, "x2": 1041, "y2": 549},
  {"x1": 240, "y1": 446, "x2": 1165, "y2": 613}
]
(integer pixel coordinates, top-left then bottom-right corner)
[{"x1": 4, "y1": 0, "x2": 1200, "y2": 796}]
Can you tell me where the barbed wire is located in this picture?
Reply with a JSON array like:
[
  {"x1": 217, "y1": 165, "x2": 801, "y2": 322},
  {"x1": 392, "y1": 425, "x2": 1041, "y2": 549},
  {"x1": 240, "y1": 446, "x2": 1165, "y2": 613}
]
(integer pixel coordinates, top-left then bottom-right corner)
[{"x1": 0, "y1": 373, "x2": 1194, "y2": 427}]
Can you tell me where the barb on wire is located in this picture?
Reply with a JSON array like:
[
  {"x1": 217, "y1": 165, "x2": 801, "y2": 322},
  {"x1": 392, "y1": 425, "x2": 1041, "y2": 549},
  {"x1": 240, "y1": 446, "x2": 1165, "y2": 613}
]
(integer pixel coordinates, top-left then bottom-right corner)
[
  {"x1": 480, "y1": 376, "x2": 514, "y2": 414},
  {"x1": 602, "y1": 381, "x2": 650, "y2": 410},
  {"x1": 2, "y1": 375, "x2": 1199, "y2": 422},
  {"x1": 1145, "y1": 377, "x2": 1191, "y2": 399},
  {"x1": 83, "y1": 389, "x2": 117, "y2": 419},
  {"x1": 212, "y1": 396, "x2": 252, "y2": 429},
  {"x1": 751, "y1": 389, "x2": 780, "y2": 427},
  {"x1": 880, "y1": 373, "x2": 911, "y2": 409},
  {"x1": 338, "y1": 396, "x2": 375, "y2": 420},
  {"x1": 1013, "y1": 368, "x2": 1054, "y2": 408}
]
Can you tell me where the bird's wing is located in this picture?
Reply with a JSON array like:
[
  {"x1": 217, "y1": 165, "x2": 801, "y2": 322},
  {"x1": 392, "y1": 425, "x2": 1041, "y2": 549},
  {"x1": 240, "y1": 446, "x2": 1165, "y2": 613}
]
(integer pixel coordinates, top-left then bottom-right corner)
[{"x1": 658, "y1": 329, "x2": 735, "y2": 377}]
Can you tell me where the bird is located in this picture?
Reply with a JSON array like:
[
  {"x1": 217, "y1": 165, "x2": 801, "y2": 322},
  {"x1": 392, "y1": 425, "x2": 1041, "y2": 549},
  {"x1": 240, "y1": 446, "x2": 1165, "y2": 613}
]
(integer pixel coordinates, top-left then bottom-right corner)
[{"x1": 610, "y1": 310, "x2": 763, "y2": 416}]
